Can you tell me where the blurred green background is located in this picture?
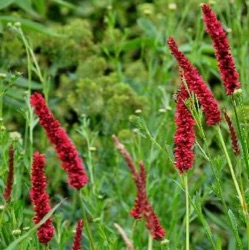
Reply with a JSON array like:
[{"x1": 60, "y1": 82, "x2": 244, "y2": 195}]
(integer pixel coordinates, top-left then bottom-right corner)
[{"x1": 0, "y1": 0, "x2": 249, "y2": 249}]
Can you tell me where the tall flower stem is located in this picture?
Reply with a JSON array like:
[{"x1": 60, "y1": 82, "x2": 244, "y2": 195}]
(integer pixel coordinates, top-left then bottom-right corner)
[
  {"x1": 30, "y1": 152, "x2": 54, "y2": 244},
  {"x1": 3, "y1": 145, "x2": 14, "y2": 203},
  {"x1": 148, "y1": 235, "x2": 153, "y2": 250},
  {"x1": 0, "y1": 78, "x2": 3, "y2": 118},
  {"x1": 190, "y1": 93, "x2": 228, "y2": 211},
  {"x1": 216, "y1": 126, "x2": 244, "y2": 206},
  {"x1": 79, "y1": 193, "x2": 96, "y2": 250},
  {"x1": 231, "y1": 95, "x2": 249, "y2": 176},
  {"x1": 216, "y1": 125, "x2": 249, "y2": 246},
  {"x1": 184, "y1": 173, "x2": 190, "y2": 250}
]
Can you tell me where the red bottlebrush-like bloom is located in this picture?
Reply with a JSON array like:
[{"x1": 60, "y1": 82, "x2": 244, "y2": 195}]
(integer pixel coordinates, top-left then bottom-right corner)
[
  {"x1": 223, "y1": 110, "x2": 240, "y2": 155},
  {"x1": 112, "y1": 135, "x2": 137, "y2": 179},
  {"x1": 113, "y1": 136, "x2": 166, "y2": 240},
  {"x1": 3, "y1": 145, "x2": 14, "y2": 202},
  {"x1": 137, "y1": 161, "x2": 166, "y2": 240},
  {"x1": 30, "y1": 93, "x2": 88, "y2": 189},
  {"x1": 72, "y1": 219, "x2": 84, "y2": 250},
  {"x1": 201, "y1": 4, "x2": 241, "y2": 95},
  {"x1": 30, "y1": 152, "x2": 54, "y2": 244},
  {"x1": 112, "y1": 135, "x2": 143, "y2": 218},
  {"x1": 174, "y1": 85, "x2": 195, "y2": 173},
  {"x1": 167, "y1": 37, "x2": 221, "y2": 125},
  {"x1": 130, "y1": 161, "x2": 147, "y2": 219},
  {"x1": 144, "y1": 201, "x2": 166, "y2": 240}
]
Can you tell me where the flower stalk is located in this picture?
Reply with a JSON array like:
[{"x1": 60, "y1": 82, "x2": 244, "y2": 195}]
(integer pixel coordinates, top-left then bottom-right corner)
[
  {"x1": 184, "y1": 174, "x2": 190, "y2": 250},
  {"x1": 113, "y1": 136, "x2": 166, "y2": 240},
  {"x1": 71, "y1": 219, "x2": 84, "y2": 250},
  {"x1": 4, "y1": 145, "x2": 14, "y2": 202},
  {"x1": 30, "y1": 152, "x2": 54, "y2": 244},
  {"x1": 216, "y1": 126, "x2": 249, "y2": 246},
  {"x1": 167, "y1": 37, "x2": 221, "y2": 126},
  {"x1": 30, "y1": 92, "x2": 88, "y2": 189}
]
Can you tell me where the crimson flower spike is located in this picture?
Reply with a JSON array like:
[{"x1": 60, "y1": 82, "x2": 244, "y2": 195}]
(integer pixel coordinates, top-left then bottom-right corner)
[
  {"x1": 174, "y1": 84, "x2": 195, "y2": 173},
  {"x1": 112, "y1": 135, "x2": 143, "y2": 218},
  {"x1": 138, "y1": 161, "x2": 166, "y2": 240},
  {"x1": 30, "y1": 152, "x2": 54, "y2": 244},
  {"x1": 144, "y1": 201, "x2": 166, "y2": 240},
  {"x1": 30, "y1": 93, "x2": 88, "y2": 189},
  {"x1": 223, "y1": 109, "x2": 240, "y2": 156},
  {"x1": 167, "y1": 37, "x2": 221, "y2": 126},
  {"x1": 112, "y1": 135, "x2": 137, "y2": 179},
  {"x1": 3, "y1": 145, "x2": 14, "y2": 202},
  {"x1": 113, "y1": 137, "x2": 166, "y2": 240},
  {"x1": 201, "y1": 4, "x2": 241, "y2": 95},
  {"x1": 130, "y1": 160, "x2": 147, "y2": 219},
  {"x1": 71, "y1": 219, "x2": 84, "y2": 250}
]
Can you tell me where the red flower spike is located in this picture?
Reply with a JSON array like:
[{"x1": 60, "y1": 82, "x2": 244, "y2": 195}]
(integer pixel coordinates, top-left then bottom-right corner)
[
  {"x1": 130, "y1": 161, "x2": 147, "y2": 219},
  {"x1": 144, "y1": 202, "x2": 166, "y2": 240},
  {"x1": 201, "y1": 4, "x2": 241, "y2": 95},
  {"x1": 174, "y1": 85, "x2": 195, "y2": 173},
  {"x1": 4, "y1": 145, "x2": 14, "y2": 202},
  {"x1": 138, "y1": 161, "x2": 166, "y2": 240},
  {"x1": 112, "y1": 135, "x2": 137, "y2": 179},
  {"x1": 30, "y1": 152, "x2": 54, "y2": 244},
  {"x1": 223, "y1": 110, "x2": 240, "y2": 156},
  {"x1": 167, "y1": 37, "x2": 221, "y2": 125},
  {"x1": 30, "y1": 93, "x2": 88, "y2": 189},
  {"x1": 113, "y1": 137, "x2": 167, "y2": 241},
  {"x1": 72, "y1": 219, "x2": 84, "y2": 250}
]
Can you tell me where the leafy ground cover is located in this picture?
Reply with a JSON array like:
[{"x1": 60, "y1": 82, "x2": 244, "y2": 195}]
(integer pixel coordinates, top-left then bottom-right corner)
[{"x1": 0, "y1": 0, "x2": 249, "y2": 249}]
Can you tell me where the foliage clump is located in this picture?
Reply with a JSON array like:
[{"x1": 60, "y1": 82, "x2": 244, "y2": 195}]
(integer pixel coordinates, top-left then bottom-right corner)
[
  {"x1": 38, "y1": 18, "x2": 95, "y2": 69},
  {"x1": 67, "y1": 73, "x2": 147, "y2": 134},
  {"x1": 0, "y1": 29, "x2": 25, "y2": 70}
]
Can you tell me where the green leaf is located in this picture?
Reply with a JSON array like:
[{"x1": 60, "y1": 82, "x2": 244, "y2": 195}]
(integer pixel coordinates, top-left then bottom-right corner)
[
  {"x1": 0, "y1": 70, "x2": 42, "y2": 90},
  {"x1": 191, "y1": 194, "x2": 216, "y2": 249},
  {"x1": 5, "y1": 200, "x2": 64, "y2": 250},
  {"x1": 102, "y1": 37, "x2": 156, "y2": 55},
  {"x1": 227, "y1": 209, "x2": 243, "y2": 250},
  {"x1": 0, "y1": 16, "x2": 58, "y2": 36},
  {"x1": 137, "y1": 18, "x2": 157, "y2": 38},
  {"x1": 14, "y1": 77, "x2": 42, "y2": 90},
  {"x1": 6, "y1": 89, "x2": 24, "y2": 101},
  {"x1": 33, "y1": 0, "x2": 47, "y2": 16},
  {"x1": 4, "y1": 96, "x2": 25, "y2": 109},
  {"x1": 179, "y1": 43, "x2": 192, "y2": 53},
  {"x1": 53, "y1": 0, "x2": 77, "y2": 10},
  {"x1": 15, "y1": 0, "x2": 41, "y2": 19},
  {"x1": 129, "y1": 115, "x2": 165, "y2": 153},
  {"x1": 199, "y1": 43, "x2": 215, "y2": 54},
  {"x1": 0, "y1": 0, "x2": 15, "y2": 10}
]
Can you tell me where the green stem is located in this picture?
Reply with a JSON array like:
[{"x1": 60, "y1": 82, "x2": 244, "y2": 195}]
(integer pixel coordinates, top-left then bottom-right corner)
[
  {"x1": 86, "y1": 139, "x2": 95, "y2": 189},
  {"x1": 186, "y1": 87, "x2": 228, "y2": 211},
  {"x1": 184, "y1": 174, "x2": 190, "y2": 250},
  {"x1": 196, "y1": 115, "x2": 228, "y2": 211},
  {"x1": 79, "y1": 192, "x2": 96, "y2": 250},
  {"x1": 246, "y1": 218, "x2": 249, "y2": 250},
  {"x1": 217, "y1": 125, "x2": 249, "y2": 247},
  {"x1": 231, "y1": 95, "x2": 249, "y2": 176},
  {"x1": 0, "y1": 86, "x2": 2, "y2": 118},
  {"x1": 148, "y1": 234, "x2": 153, "y2": 250},
  {"x1": 216, "y1": 126, "x2": 244, "y2": 209},
  {"x1": 131, "y1": 220, "x2": 137, "y2": 242},
  {"x1": 18, "y1": 29, "x2": 32, "y2": 92}
]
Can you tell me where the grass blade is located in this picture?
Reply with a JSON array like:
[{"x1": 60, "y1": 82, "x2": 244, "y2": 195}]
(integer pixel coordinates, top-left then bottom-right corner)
[
  {"x1": 0, "y1": 0, "x2": 15, "y2": 9},
  {"x1": 5, "y1": 200, "x2": 64, "y2": 250},
  {"x1": 227, "y1": 209, "x2": 243, "y2": 250}
]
